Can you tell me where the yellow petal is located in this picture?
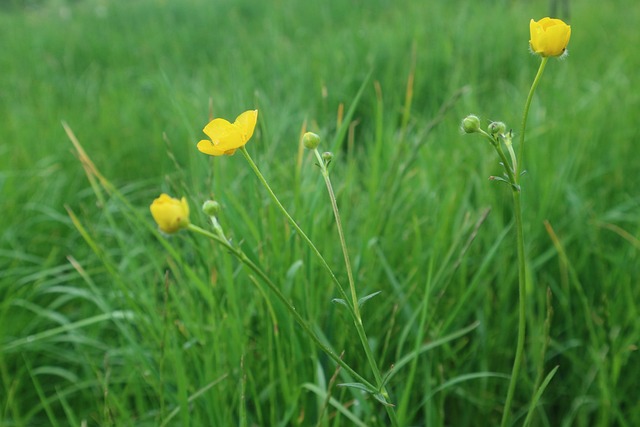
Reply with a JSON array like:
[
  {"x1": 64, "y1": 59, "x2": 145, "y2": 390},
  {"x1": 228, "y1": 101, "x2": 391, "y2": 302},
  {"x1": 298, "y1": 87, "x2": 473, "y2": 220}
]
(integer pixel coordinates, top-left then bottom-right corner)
[
  {"x1": 545, "y1": 23, "x2": 571, "y2": 56},
  {"x1": 202, "y1": 118, "x2": 245, "y2": 150},
  {"x1": 150, "y1": 193, "x2": 190, "y2": 233},
  {"x1": 537, "y1": 17, "x2": 555, "y2": 29},
  {"x1": 529, "y1": 19, "x2": 545, "y2": 54},
  {"x1": 179, "y1": 197, "x2": 190, "y2": 218},
  {"x1": 233, "y1": 109, "x2": 258, "y2": 142},
  {"x1": 197, "y1": 139, "x2": 227, "y2": 156},
  {"x1": 529, "y1": 17, "x2": 571, "y2": 57}
]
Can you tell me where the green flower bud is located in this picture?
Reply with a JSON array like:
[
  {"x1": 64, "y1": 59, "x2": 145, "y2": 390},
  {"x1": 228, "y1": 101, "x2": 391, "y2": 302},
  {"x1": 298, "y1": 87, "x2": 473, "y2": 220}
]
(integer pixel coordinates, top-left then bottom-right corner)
[
  {"x1": 488, "y1": 121, "x2": 506, "y2": 136},
  {"x1": 202, "y1": 200, "x2": 221, "y2": 216},
  {"x1": 322, "y1": 151, "x2": 333, "y2": 163},
  {"x1": 461, "y1": 115, "x2": 481, "y2": 134},
  {"x1": 302, "y1": 132, "x2": 321, "y2": 149}
]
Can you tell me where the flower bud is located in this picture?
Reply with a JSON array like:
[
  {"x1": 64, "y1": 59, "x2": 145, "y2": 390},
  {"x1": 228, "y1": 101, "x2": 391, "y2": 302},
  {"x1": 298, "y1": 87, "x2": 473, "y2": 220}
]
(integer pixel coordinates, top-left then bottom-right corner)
[
  {"x1": 461, "y1": 115, "x2": 481, "y2": 134},
  {"x1": 322, "y1": 151, "x2": 333, "y2": 163},
  {"x1": 488, "y1": 121, "x2": 506, "y2": 136},
  {"x1": 150, "y1": 194, "x2": 190, "y2": 234},
  {"x1": 202, "y1": 200, "x2": 221, "y2": 216},
  {"x1": 302, "y1": 132, "x2": 321, "y2": 150}
]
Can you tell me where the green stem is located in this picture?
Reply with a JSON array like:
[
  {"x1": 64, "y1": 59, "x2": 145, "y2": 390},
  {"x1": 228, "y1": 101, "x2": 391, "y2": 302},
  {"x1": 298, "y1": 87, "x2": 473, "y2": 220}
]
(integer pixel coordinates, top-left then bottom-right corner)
[
  {"x1": 187, "y1": 224, "x2": 375, "y2": 390},
  {"x1": 313, "y1": 150, "x2": 360, "y2": 319},
  {"x1": 239, "y1": 147, "x2": 353, "y2": 310},
  {"x1": 482, "y1": 130, "x2": 519, "y2": 190},
  {"x1": 499, "y1": 190, "x2": 527, "y2": 427},
  {"x1": 313, "y1": 150, "x2": 398, "y2": 426},
  {"x1": 500, "y1": 56, "x2": 548, "y2": 427},
  {"x1": 517, "y1": 57, "x2": 548, "y2": 177},
  {"x1": 239, "y1": 146, "x2": 397, "y2": 425}
]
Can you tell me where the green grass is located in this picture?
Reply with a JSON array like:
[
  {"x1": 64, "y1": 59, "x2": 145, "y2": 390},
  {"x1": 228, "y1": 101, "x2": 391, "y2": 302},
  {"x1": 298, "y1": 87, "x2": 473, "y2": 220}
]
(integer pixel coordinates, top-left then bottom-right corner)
[{"x1": 2, "y1": 0, "x2": 639, "y2": 425}]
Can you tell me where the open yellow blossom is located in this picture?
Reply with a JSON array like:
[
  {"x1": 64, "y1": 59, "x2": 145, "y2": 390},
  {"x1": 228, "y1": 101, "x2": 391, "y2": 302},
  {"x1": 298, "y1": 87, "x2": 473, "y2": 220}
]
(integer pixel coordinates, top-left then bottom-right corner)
[
  {"x1": 529, "y1": 17, "x2": 571, "y2": 57},
  {"x1": 197, "y1": 110, "x2": 258, "y2": 156},
  {"x1": 150, "y1": 194, "x2": 190, "y2": 234}
]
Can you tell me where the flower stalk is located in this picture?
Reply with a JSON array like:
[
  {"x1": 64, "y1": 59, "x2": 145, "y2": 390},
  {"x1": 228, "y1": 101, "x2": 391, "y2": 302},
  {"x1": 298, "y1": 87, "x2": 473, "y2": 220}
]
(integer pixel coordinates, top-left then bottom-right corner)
[
  {"x1": 500, "y1": 56, "x2": 549, "y2": 427},
  {"x1": 239, "y1": 144, "x2": 398, "y2": 425},
  {"x1": 312, "y1": 149, "x2": 395, "y2": 410},
  {"x1": 470, "y1": 118, "x2": 530, "y2": 427},
  {"x1": 517, "y1": 57, "x2": 549, "y2": 175},
  {"x1": 461, "y1": 17, "x2": 570, "y2": 424},
  {"x1": 238, "y1": 147, "x2": 354, "y2": 311},
  {"x1": 186, "y1": 223, "x2": 376, "y2": 390}
]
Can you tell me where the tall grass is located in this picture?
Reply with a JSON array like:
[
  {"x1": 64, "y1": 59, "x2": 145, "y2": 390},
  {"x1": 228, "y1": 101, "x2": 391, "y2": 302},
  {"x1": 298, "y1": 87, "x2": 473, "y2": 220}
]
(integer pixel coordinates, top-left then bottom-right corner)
[{"x1": 1, "y1": 0, "x2": 639, "y2": 425}]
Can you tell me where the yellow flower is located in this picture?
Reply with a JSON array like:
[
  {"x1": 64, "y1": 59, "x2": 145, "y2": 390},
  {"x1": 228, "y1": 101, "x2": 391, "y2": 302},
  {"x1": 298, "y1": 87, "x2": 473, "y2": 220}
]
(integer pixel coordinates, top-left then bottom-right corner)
[
  {"x1": 150, "y1": 194, "x2": 190, "y2": 234},
  {"x1": 197, "y1": 110, "x2": 258, "y2": 156},
  {"x1": 529, "y1": 17, "x2": 571, "y2": 57}
]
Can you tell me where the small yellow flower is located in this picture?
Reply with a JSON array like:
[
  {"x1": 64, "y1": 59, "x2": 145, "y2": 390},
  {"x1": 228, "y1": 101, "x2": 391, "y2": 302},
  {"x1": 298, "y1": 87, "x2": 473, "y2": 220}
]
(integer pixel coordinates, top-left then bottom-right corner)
[
  {"x1": 197, "y1": 110, "x2": 258, "y2": 156},
  {"x1": 150, "y1": 194, "x2": 190, "y2": 234},
  {"x1": 529, "y1": 17, "x2": 571, "y2": 57}
]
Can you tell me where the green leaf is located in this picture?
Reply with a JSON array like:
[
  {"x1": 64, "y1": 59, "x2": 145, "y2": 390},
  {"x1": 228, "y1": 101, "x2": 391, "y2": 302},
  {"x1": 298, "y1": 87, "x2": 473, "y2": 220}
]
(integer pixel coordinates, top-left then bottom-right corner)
[
  {"x1": 331, "y1": 298, "x2": 348, "y2": 307},
  {"x1": 523, "y1": 366, "x2": 560, "y2": 427},
  {"x1": 386, "y1": 321, "x2": 480, "y2": 383},
  {"x1": 357, "y1": 291, "x2": 382, "y2": 308},
  {"x1": 301, "y1": 383, "x2": 368, "y2": 427},
  {"x1": 372, "y1": 392, "x2": 395, "y2": 407},
  {"x1": 337, "y1": 382, "x2": 374, "y2": 394},
  {"x1": 337, "y1": 383, "x2": 395, "y2": 407}
]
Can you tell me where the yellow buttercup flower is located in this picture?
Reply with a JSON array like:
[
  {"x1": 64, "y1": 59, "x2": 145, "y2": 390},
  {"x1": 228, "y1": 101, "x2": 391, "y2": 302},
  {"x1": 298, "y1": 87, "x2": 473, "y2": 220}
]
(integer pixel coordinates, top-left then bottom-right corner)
[
  {"x1": 150, "y1": 194, "x2": 190, "y2": 234},
  {"x1": 197, "y1": 109, "x2": 258, "y2": 156},
  {"x1": 529, "y1": 17, "x2": 571, "y2": 57}
]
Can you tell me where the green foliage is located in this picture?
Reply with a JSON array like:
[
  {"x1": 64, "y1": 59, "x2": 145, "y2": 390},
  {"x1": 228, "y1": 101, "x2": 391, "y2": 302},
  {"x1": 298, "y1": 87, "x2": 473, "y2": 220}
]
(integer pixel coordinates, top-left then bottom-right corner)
[{"x1": 1, "y1": 0, "x2": 639, "y2": 426}]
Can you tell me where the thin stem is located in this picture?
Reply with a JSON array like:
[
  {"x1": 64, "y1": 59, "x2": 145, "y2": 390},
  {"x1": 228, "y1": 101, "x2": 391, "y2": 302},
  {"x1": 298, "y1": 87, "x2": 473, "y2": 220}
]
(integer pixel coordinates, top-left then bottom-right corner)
[
  {"x1": 313, "y1": 149, "x2": 398, "y2": 426},
  {"x1": 240, "y1": 146, "x2": 397, "y2": 425},
  {"x1": 499, "y1": 190, "x2": 527, "y2": 427},
  {"x1": 313, "y1": 150, "x2": 360, "y2": 318},
  {"x1": 517, "y1": 57, "x2": 548, "y2": 177},
  {"x1": 187, "y1": 224, "x2": 375, "y2": 390},
  {"x1": 500, "y1": 56, "x2": 548, "y2": 427},
  {"x1": 239, "y1": 146, "x2": 353, "y2": 310},
  {"x1": 483, "y1": 130, "x2": 519, "y2": 190}
]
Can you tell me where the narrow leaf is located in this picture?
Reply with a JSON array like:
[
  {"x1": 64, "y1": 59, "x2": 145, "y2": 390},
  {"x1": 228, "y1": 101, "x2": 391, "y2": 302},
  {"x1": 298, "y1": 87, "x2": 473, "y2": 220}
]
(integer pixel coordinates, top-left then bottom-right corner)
[
  {"x1": 372, "y1": 392, "x2": 395, "y2": 407},
  {"x1": 358, "y1": 291, "x2": 382, "y2": 308},
  {"x1": 337, "y1": 382, "x2": 374, "y2": 394},
  {"x1": 331, "y1": 298, "x2": 348, "y2": 308},
  {"x1": 522, "y1": 366, "x2": 560, "y2": 427}
]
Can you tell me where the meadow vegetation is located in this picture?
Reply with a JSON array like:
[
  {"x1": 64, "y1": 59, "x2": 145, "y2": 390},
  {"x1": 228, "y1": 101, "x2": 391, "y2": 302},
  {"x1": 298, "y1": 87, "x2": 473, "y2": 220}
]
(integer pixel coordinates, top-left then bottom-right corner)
[{"x1": 1, "y1": 0, "x2": 639, "y2": 425}]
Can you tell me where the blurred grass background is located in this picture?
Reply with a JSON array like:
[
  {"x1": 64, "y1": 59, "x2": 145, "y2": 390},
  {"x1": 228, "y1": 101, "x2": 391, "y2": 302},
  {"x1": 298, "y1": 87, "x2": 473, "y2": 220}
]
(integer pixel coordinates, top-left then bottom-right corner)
[{"x1": 1, "y1": 0, "x2": 639, "y2": 425}]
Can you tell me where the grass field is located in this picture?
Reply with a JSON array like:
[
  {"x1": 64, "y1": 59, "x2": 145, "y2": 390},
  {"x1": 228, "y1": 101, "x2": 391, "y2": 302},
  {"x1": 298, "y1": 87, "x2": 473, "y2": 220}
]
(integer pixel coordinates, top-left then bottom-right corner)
[{"x1": 1, "y1": 0, "x2": 639, "y2": 425}]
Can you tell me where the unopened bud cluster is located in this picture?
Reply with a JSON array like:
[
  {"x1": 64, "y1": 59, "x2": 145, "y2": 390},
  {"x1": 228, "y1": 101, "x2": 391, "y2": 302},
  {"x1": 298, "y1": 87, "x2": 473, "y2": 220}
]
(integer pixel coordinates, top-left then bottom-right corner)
[{"x1": 461, "y1": 115, "x2": 511, "y2": 141}]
